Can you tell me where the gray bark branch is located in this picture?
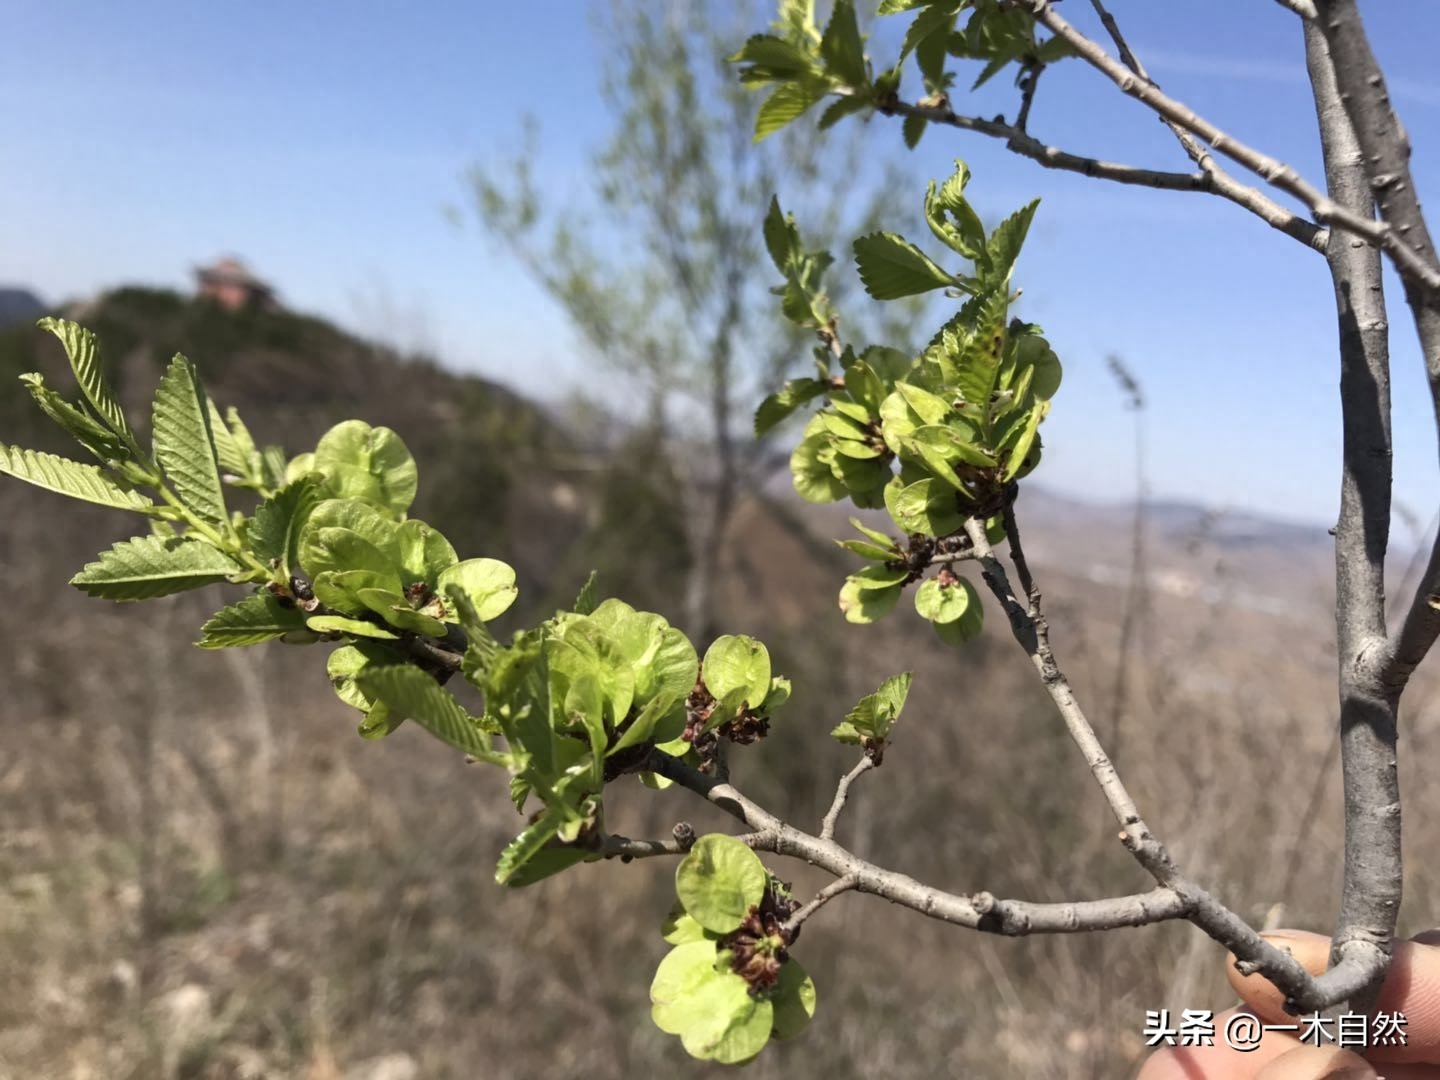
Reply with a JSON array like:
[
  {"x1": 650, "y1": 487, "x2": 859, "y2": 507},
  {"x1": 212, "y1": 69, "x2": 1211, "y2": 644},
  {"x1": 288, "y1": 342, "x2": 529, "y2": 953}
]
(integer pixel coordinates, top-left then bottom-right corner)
[
  {"x1": 880, "y1": 97, "x2": 1325, "y2": 252},
  {"x1": 1017, "y1": 0, "x2": 1440, "y2": 295},
  {"x1": 1304, "y1": 19, "x2": 1402, "y2": 1009}
]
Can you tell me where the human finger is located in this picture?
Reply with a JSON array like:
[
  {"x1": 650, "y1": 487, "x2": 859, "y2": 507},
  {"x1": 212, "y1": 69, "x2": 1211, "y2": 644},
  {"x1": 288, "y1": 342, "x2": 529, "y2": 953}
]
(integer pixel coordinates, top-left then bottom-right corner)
[
  {"x1": 1227, "y1": 930, "x2": 1440, "y2": 1065},
  {"x1": 1137, "y1": 1008, "x2": 1303, "y2": 1080}
]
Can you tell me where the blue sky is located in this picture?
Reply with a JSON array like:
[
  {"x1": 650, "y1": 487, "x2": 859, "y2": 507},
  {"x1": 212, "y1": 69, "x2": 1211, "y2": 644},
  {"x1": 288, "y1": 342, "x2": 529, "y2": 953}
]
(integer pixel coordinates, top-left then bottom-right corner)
[{"x1": 3, "y1": 1, "x2": 1439, "y2": 529}]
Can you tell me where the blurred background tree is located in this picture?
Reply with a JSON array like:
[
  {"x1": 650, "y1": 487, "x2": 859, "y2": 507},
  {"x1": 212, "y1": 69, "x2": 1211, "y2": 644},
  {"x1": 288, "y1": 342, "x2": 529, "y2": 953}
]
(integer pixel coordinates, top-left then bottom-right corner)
[{"x1": 467, "y1": 0, "x2": 912, "y2": 641}]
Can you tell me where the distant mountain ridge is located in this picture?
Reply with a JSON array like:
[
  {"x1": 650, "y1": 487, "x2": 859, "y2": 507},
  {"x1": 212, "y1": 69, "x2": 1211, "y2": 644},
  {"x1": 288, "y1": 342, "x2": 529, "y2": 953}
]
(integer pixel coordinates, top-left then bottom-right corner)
[{"x1": 0, "y1": 287, "x2": 46, "y2": 330}]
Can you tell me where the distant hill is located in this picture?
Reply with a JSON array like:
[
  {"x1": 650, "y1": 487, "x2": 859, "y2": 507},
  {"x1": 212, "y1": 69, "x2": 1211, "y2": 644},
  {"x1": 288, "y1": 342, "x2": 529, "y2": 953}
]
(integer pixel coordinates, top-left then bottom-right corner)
[{"x1": 0, "y1": 287, "x2": 46, "y2": 330}]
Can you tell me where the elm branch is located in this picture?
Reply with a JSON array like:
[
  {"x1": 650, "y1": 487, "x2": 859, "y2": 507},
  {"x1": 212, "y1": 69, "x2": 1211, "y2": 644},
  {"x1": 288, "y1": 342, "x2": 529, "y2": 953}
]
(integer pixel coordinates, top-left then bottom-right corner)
[
  {"x1": 1014, "y1": 0, "x2": 1440, "y2": 296},
  {"x1": 1304, "y1": 15, "x2": 1402, "y2": 1010},
  {"x1": 880, "y1": 98, "x2": 1324, "y2": 253}
]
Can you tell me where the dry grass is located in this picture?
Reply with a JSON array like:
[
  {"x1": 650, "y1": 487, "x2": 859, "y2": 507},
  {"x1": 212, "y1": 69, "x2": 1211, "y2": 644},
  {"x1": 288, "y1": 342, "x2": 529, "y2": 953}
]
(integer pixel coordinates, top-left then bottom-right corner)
[{"x1": 3, "y1": 484, "x2": 1439, "y2": 1080}]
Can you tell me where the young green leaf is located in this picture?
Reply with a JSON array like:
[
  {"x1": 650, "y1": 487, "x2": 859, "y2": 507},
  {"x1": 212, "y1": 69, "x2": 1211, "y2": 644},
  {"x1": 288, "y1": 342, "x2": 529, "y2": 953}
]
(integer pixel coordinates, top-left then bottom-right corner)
[
  {"x1": 573, "y1": 570, "x2": 600, "y2": 616},
  {"x1": 71, "y1": 535, "x2": 241, "y2": 601},
  {"x1": 762, "y1": 195, "x2": 798, "y2": 274},
  {"x1": 755, "y1": 80, "x2": 828, "y2": 141},
  {"x1": 0, "y1": 442, "x2": 152, "y2": 511},
  {"x1": 984, "y1": 198, "x2": 1040, "y2": 287},
  {"x1": 955, "y1": 289, "x2": 1009, "y2": 416},
  {"x1": 755, "y1": 377, "x2": 828, "y2": 436},
  {"x1": 207, "y1": 397, "x2": 252, "y2": 481},
  {"x1": 494, "y1": 804, "x2": 586, "y2": 887},
  {"x1": 19, "y1": 373, "x2": 131, "y2": 464},
  {"x1": 819, "y1": 0, "x2": 866, "y2": 85},
  {"x1": 249, "y1": 475, "x2": 324, "y2": 579},
  {"x1": 152, "y1": 354, "x2": 229, "y2": 527},
  {"x1": 832, "y1": 671, "x2": 912, "y2": 747},
  {"x1": 354, "y1": 663, "x2": 504, "y2": 763},
  {"x1": 853, "y1": 232, "x2": 956, "y2": 299},
  {"x1": 197, "y1": 592, "x2": 313, "y2": 648},
  {"x1": 1004, "y1": 403, "x2": 1047, "y2": 481},
  {"x1": 37, "y1": 318, "x2": 137, "y2": 450}
]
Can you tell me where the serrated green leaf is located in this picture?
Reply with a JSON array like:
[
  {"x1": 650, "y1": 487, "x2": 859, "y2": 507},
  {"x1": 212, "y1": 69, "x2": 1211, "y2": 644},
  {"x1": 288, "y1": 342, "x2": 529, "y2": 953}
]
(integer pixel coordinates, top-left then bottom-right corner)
[
  {"x1": 152, "y1": 354, "x2": 228, "y2": 527},
  {"x1": 755, "y1": 377, "x2": 828, "y2": 437},
  {"x1": 197, "y1": 592, "x2": 312, "y2": 648},
  {"x1": 755, "y1": 80, "x2": 828, "y2": 141},
  {"x1": 902, "y1": 111, "x2": 927, "y2": 149},
  {"x1": 676, "y1": 835, "x2": 768, "y2": 933},
  {"x1": 37, "y1": 318, "x2": 136, "y2": 449},
  {"x1": 817, "y1": 92, "x2": 871, "y2": 130},
  {"x1": 912, "y1": 4, "x2": 959, "y2": 86},
  {"x1": 573, "y1": 570, "x2": 600, "y2": 616},
  {"x1": 819, "y1": 0, "x2": 866, "y2": 85},
  {"x1": 19, "y1": 373, "x2": 131, "y2": 464},
  {"x1": 729, "y1": 33, "x2": 817, "y2": 80},
  {"x1": 495, "y1": 805, "x2": 586, "y2": 887},
  {"x1": 71, "y1": 535, "x2": 241, "y2": 601},
  {"x1": 0, "y1": 442, "x2": 152, "y2": 510},
  {"x1": 354, "y1": 663, "x2": 504, "y2": 762},
  {"x1": 763, "y1": 195, "x2": 795, "y2": 273},
  {"x1": 925, "y1": 161, "x2": 987, "y2": 260},
  {"x1": 853, "y1": 232, "x2": 955, "y2": 299},
  {"x1": 249, "y1": 474, "x2": 324, "y2": 578},
  {"x1": 956, "y1": 290, "x2": 1009, "y2": 416},
  {"x1": 985, "y1": 199, "x2": 1039, "y2": 286},
  {"x1": 207, "y1": 397, "x2": 251, "y2": 480},
  {"x1": 1004, "y1": 403, "x2": 1047, "y2": 481},
  {"x1": 832, "y1": 671, "x2": 912, "y2": 745}
]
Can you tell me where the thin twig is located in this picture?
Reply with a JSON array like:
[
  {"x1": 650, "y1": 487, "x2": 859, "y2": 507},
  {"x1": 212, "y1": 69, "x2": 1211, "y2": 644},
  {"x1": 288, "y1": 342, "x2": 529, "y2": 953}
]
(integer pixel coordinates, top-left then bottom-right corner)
[
  {"x1": 599, "y1": 830, "x2": 766, "y2": 860},
  {"x1": 820, "y1": 756, "x2": 876, "y2": 841},
  {"x1": 1087, "y1": 0, "x2": 1327, "y2": 260},
  {"x1": 1015, "y1": 62, "x2": 1044, "y2": 133},
  {"x1": 884, "y1": 97, "x2": 1324, "y2": 252},
  {"x1": 783, "y1": 875, "x2": 859, "y2": 936},
  {"x1": 1016, "y1": 0, "x2": 1440, "y2": 293},
  {"x1": 639, "y1": 747, "x2": 1335, "y2": 1008},
  {"x1": 885, "y1": 99, "x2": 1203, "y2": 192}
]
